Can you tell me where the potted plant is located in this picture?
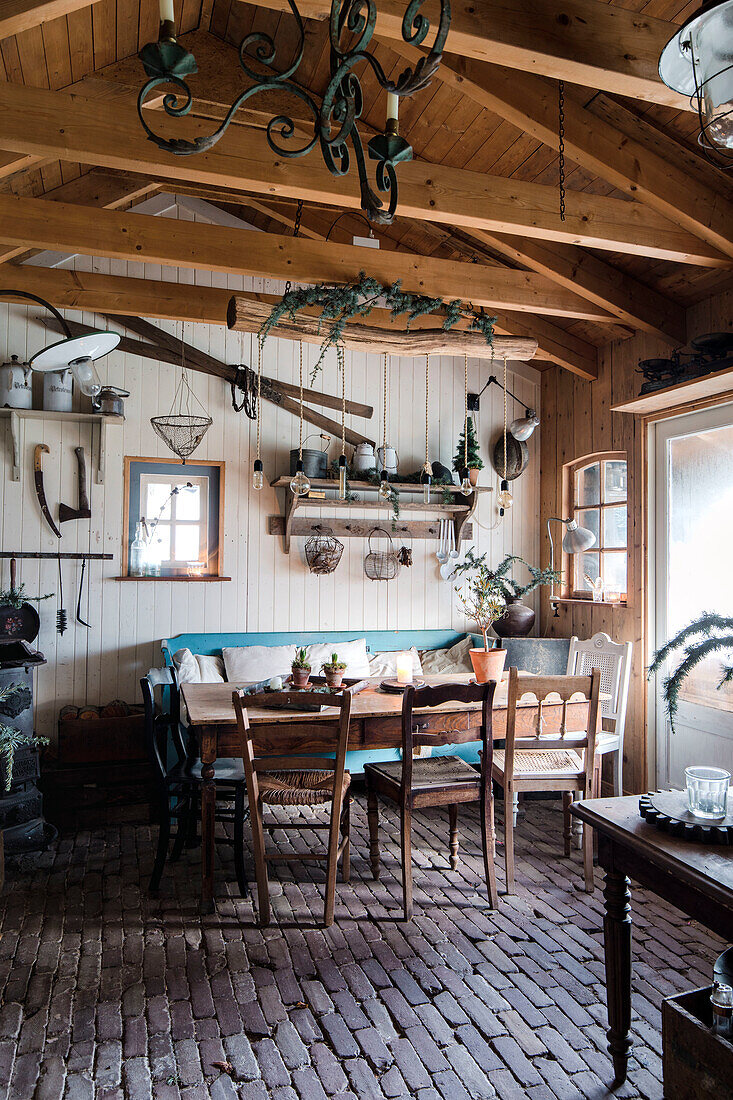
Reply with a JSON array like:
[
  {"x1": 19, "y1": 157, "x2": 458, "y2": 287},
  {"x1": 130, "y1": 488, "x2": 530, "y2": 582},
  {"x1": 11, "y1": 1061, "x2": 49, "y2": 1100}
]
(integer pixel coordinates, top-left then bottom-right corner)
[
  {"x1": 453, "y1": 416, "x2": 484, "y2": 486},
  {"x1": 453, "y1": 552, "x2": 561, "y2": 637},
  {"x1": 291, "y1": 647, "x2": 312, "y2": 689},
  {"x1": 455, "y1": 563, "x2": 507, "y2": 682},
  {"x1": 321, "y1": 653, "x2": 347, "y2": 690},
  {"x1": 648, "y1": 612, "x2": 733, "y2": 732}
]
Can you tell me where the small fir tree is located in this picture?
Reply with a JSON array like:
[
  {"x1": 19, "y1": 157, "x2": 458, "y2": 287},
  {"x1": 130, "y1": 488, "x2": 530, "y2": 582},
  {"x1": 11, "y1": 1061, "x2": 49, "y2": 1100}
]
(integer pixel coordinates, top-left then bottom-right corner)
[{"x1": 453, "y1": 416, "x2": 483, "y2": 473}]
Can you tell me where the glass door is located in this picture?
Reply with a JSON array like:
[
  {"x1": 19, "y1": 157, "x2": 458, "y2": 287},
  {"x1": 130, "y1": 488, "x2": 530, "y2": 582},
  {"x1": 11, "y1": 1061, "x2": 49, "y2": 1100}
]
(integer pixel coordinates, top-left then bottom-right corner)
[{"x1": 653, "y1": 403, "x2": 733, "y2": 787}]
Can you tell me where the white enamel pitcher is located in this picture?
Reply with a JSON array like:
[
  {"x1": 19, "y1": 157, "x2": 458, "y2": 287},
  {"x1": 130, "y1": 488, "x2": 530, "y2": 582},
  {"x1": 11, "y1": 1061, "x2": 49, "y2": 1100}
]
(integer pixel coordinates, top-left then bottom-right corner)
[
  {"x1": 0, "y1": 355, "x2": 32, "y2": 409},
  {"x1": 377, "y1": 444, "x2": 399, "y2": 475},
  {"x1": 352, "y1": 442, "x2": 377, "y2": 475}
]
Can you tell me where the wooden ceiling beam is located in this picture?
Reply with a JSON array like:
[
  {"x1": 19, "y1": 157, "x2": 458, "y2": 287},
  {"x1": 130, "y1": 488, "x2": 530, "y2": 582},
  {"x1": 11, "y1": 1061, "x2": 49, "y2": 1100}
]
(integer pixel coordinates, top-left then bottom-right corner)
[
  {"x1": 247, "y1": 0, "x2": 687, "y2": 109},
  {"x1": 0, "y1": 0, "x2": 100, "y2": 40},
  {"x1": 0, "y1": 194, "x2": 616, "y2": 321},
  {"x1": 416, "y1": 51, "x2": 733, "y2": 261},
  {"x1": 0, "y1": 81, "x2": 724, "y2": 266}
]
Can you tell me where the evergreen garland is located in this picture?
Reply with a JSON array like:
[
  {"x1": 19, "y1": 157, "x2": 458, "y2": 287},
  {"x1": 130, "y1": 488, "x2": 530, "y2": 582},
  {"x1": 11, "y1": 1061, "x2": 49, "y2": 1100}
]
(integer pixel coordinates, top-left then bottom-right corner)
[
  {"x1": 0, "y1": 683, "x2": 49, "y2": 792},
  {"x1": 647, "y1": 612, "x2": 733, "y2": 732},
  {"x1": 259, "y1": 273, "x2": 496, "y2": 381}
]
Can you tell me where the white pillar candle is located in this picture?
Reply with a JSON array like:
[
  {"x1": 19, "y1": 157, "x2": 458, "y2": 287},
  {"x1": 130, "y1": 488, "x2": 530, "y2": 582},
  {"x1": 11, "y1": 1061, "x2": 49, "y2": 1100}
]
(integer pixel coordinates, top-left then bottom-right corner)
[
  {"x1": 396, "y1": 651, "x2": 412, "y2": 685},
  {"x1": 386, "y1": 92, "x2": 399, "y2": 123},
  {"x1": 159, "y1": 0, "x2": 175, "y2": 23}
]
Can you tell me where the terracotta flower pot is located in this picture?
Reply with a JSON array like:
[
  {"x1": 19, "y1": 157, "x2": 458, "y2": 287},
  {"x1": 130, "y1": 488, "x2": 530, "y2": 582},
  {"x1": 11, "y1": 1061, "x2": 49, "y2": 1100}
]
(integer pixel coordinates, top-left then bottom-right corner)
[
  {"x1": 323, "y1": 668, "x2": 345, "y2": 690},
  {"x1": 291, "y1": 667, "x2": 311, "y2": 688},
  {"x1": 493, "y1": 597, "x2": 536, "y2": 638},
  {"x1": 468, "y1": 467, "x2": 480, "y2": 486},
  {"x1": 469, "y1": 647, "x2": 507, "y2": 683}
]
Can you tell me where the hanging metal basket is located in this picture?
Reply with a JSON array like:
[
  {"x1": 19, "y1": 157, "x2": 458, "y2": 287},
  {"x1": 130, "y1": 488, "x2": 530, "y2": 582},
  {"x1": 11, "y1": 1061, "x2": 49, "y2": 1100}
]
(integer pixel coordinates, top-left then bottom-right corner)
[
  {"x1": 364, "y1": 527, "x2": 400, "y2": 581},
  {"x1": 150, "y1": 414, "x2": 212, "y2": 462},
  {"x1": 305, "y1": 526, "x2": 344, "y2": 575}
]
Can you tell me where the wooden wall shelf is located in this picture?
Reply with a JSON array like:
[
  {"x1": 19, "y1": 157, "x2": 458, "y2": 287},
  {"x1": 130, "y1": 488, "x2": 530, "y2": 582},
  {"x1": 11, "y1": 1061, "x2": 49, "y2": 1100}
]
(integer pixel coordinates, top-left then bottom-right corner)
[
  {"x1": 612, "y1": 367, "x2": 733, "y2": 416},
  {"x1": 269, "y1": 476, "x2": 485, "y2": 553},
  {"x1": 0, "y1": 408, "x2": 123, "y2": 483}
]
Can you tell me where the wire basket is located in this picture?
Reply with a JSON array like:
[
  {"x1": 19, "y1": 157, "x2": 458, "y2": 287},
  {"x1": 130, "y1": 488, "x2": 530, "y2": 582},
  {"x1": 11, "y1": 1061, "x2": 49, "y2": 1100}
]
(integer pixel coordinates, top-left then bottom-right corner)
[
  {"x1": 150, "y1": 414, "x2": 212, "y2": 462},
  {"x1": 305, "y1": 526, "x2": 344, "y2": 575},
  {"x1": 364, "y1": 527, "x2": 400, "y2": 581}
]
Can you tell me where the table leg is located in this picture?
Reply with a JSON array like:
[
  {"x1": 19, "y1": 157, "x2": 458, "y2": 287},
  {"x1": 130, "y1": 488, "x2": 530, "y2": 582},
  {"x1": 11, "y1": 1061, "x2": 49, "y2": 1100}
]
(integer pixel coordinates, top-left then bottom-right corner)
[
  {"x1": 603, "y1": 865, "x2": 633, "y2": 1084},
  {"x1": 200, "y1": 728, "x2": 217, "y2": 913}
]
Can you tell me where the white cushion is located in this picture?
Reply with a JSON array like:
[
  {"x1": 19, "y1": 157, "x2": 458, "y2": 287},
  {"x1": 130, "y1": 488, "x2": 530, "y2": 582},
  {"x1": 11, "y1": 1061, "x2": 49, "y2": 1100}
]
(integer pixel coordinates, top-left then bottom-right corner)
[
  {"x1": 172, "y1": 648, "x2": 200, "y2": 685},
  {"x1": 196, "y1": 653, "x2": 225, "y2": 683},
  {"x1": 306, "y1": 639, "x2": 371, "y2": 678},
  {"x1": 419, "y1": 635, "x2": 474, "y2": 674},
  {"x1": 223, "y1": 644, "x2": 297, "y2": 683},
  {"x1": 368, "y1": 647, "x2": 423, "y2": 678}
]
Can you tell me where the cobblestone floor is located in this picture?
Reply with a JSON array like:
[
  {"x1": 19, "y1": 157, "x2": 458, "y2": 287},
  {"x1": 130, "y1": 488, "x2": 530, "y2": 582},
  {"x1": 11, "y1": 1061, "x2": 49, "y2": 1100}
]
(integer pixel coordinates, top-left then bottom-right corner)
[{"x1": 0, "y1": 794, "x2": 723, "y2": 1100}]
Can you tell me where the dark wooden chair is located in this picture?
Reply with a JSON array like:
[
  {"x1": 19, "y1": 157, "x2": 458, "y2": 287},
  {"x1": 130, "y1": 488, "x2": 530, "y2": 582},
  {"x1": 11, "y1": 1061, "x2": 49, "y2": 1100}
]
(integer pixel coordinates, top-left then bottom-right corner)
[
  {"x1": 232, "y1": 688, "x2": 353, "y2": 928},
  {"x1": 141, "y1": 667, "x2": 248, "y2": 896},
  {"x1": 491, "y1": 667, "x2": 602, "y2": 894},
  {"x1": 364, "y1": 679, "x2": 498, "y2": 920}
]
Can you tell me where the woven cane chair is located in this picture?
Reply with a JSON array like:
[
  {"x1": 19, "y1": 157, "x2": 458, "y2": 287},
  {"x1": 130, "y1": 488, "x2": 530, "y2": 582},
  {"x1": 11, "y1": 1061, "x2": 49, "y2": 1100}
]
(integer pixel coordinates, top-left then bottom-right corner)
[
  {"x1": 491, "y1": 668, "x2": 602, "y2": 894},
  {"x1": 232, "y1": 688, "x2": 353, "y2": 927},
  {"x1": 364, "y1": 679, "x2": 498, "y2": 921},
  {"x1": 567, "y1": 633, "x2": 632, "y2": 796}
]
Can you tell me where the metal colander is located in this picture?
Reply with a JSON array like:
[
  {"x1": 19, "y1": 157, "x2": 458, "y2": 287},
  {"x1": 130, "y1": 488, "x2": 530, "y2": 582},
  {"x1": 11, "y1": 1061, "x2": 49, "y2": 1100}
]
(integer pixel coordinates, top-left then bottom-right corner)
[{"x1": 364, "y1": 527, "x2": 400, "y2": 581}]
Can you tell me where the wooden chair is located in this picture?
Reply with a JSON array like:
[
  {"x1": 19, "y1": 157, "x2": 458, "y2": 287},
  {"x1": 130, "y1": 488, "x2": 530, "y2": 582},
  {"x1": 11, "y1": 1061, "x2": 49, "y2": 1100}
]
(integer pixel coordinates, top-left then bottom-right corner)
[
  {"x1": 567, "y1": 632, "x2": 632, "y2": 797},
  {"x1": 364, "y1": 680, "x2": 498, "y2": 920},
  {"x1": 232, "y1": 688, "x2": 353, "y2": 928},
  {"x1": 491, "y1": 667, "x2": 602, "y2": 894},
  {"x1": 141, "y1": 667, "x2": 248, "y2": 896}
]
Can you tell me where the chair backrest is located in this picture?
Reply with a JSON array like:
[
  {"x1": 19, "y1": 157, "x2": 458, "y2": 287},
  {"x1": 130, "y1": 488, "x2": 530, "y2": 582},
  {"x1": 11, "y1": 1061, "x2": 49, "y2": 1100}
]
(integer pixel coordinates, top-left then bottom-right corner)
[
  {"x1": 140, "y1": 666, "x2": 185, "y2": 783},
  {"x1": 232, "y1": 688, "x2": 353, "y2": 805},
  {"x1": 567, "y1": 632, "x2": 632, "y2": 736},
  {"x1": 400, "y1": 680, "x2": 496, "y2": 791},
  {"x1": 504, "y1": 668, "x2": 602, "y2": 782}
]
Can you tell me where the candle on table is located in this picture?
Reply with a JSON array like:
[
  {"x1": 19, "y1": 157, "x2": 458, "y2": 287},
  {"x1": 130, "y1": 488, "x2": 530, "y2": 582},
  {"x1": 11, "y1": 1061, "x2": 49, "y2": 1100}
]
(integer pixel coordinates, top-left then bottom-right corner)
[
  {"x1": 269, "y1": 675, "x2": 283, "y2": 691},
  {"x1": 159, "y1": 0, "x2": 175, "y2": 24},
  {"x1": 396, "y1": 651, "x2": 412, "y2": 685}
]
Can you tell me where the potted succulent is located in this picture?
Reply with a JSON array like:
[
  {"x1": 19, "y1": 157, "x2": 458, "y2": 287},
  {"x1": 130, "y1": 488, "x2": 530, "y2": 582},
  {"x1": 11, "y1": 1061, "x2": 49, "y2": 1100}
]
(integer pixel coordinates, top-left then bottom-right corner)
[
  {"x1": 455, "y1": 561, "x2": 507, "y2": 682},
  {"x1": 453, "y1": 417, "x2": 484, "y2": 486},
  {"x1": 453, "y1": 551, "x2": 561, "y2": 637},
  {"x1": 291, "y1": 647, "x2": 312, "y2": 689},
  {"x1": 321, "y1": 653, "x2": 347, "y2": 690},
  {"x1": 648, "y1": 612, "x2": 733, "y2": 732}
]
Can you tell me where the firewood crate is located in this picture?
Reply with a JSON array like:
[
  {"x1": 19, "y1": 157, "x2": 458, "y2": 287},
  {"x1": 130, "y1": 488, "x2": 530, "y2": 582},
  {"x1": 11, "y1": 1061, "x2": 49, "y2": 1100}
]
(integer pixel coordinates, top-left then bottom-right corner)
[{"x1": 662, "y1": 986, "x2": 733, "y2": 1099}]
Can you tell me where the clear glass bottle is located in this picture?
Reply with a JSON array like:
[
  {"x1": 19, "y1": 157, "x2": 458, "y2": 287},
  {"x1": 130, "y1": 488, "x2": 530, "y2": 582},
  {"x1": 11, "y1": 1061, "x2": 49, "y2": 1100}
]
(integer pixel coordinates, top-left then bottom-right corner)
[{"x1": 129, "y1": 522, "x2": 146, "y2": 577}]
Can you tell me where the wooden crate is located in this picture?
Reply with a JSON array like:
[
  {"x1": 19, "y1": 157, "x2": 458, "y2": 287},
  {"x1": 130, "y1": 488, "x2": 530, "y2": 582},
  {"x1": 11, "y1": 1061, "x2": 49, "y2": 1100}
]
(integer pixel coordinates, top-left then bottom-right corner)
[
  {"x1": 41, "y1": 761, "x2": 158, "y2": 829},
  {"x1": 662, "y1": 986, "x2": 733, "y2": 1099},
  {"x1": 57, "y1": 710, "x2": 146, "y2": 765}
]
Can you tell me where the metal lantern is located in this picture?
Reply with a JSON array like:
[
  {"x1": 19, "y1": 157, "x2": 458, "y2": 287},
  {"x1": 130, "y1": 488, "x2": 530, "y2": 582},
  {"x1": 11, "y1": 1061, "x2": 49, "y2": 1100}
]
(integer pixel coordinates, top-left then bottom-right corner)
[
  {"x1": 305, "y1": 527, "x2": 344, "y2": 576},
  {"x1": 364, "y1": 527, "x2": 400, "y2": 581},
  {"x1": 659, "y1": 0, "x2": 733, "y2": 162}
]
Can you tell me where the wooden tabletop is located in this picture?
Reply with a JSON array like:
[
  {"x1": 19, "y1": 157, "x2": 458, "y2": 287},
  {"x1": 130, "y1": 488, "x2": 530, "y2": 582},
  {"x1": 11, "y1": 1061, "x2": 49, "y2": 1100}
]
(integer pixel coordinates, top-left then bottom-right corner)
[{"x1": 572, "y1": 795, "x2": 733, "y2": 906}]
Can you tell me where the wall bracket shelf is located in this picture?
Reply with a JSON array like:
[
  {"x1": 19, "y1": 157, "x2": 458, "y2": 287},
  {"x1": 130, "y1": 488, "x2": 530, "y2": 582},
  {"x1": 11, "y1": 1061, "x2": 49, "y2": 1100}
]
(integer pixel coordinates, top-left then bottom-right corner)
[
  {"x1": 269, "y1": 476, "x2": 487, "y2": 553},
  {"x1": 0, "y1": 409, "x2": 123, "y2": 484}
]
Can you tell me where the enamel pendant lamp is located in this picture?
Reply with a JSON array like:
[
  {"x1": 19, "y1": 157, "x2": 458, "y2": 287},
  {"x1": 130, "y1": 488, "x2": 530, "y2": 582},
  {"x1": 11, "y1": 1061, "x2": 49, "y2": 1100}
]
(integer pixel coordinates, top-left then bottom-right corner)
[
  {"x1": 659, "y1": 0, "x2": 733, "y2": 159},
  {"x1": 546, "y1": 516, "x2": 597, "y2": 605}
]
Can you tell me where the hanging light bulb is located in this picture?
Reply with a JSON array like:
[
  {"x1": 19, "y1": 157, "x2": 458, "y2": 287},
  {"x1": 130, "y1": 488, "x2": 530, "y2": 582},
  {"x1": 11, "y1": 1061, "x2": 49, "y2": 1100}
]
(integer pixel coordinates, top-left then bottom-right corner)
[
  {"x1": 69, "y1": 355, "x2": 103, "y2": 398},
  {"x1": 498, "y1": 479, "x2": 513, "y2": 514},
  {"x1": 252, "y1": 335, "x2": 264, "y2": 490},
  {"x1": 459, "y1": 355, "x2": 472, "y2": 497},
  {"x1": 421, "y1": 462, "x2": 432, "y2": 505},
  {"x1": 422, "y1": 354, "x2": 432, "y2": 504},
  {"x1": 252, "y1": 458, "x2": 264, "y2": 491},
  {"x1": 460, "y1": 468, "x2": 473, "y2": 497},
  {"x1": 338, "y1": 454, "x2": 347, "y2": 500},
  {"x1": 290, "y1": 459, "x2": 311, "y2": 497},
  {"x1": 378, "y1": 469, "x2": 391, "y2": 500},
  {"x1": 337, "y1": 345, "x2": 348, "y2": 501}
]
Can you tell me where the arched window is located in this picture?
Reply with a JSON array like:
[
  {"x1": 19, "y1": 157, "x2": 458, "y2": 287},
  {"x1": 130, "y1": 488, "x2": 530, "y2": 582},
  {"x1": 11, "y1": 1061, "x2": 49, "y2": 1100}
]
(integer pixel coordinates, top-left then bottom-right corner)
[{"x1": 564, "y1": 451, "x2": 627, "y2": 601}]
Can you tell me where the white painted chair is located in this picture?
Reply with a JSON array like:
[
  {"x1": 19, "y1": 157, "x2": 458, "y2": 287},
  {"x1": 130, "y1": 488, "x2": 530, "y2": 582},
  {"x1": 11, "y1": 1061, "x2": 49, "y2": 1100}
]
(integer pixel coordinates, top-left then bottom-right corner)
[{"x1": 566, "y1": 632, "x2": 633, "y2": 796}]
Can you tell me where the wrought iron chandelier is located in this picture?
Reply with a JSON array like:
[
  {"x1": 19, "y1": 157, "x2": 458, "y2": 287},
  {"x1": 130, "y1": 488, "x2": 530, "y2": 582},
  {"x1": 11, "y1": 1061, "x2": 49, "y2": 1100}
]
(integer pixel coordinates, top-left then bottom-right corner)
[{"x1": 138, "y1": 0, "x2": 451, "y2": 224}]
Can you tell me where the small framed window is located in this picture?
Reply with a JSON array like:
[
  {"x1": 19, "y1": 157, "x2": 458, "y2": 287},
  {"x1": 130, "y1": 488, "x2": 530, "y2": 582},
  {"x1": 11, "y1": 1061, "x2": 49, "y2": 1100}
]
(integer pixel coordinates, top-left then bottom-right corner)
[
  {"x1": 566, "y1": 452, "x2": 628, "y2": 600},
  {"x1": 122, "y1": 457, "x2": 225, "y2": 579}
]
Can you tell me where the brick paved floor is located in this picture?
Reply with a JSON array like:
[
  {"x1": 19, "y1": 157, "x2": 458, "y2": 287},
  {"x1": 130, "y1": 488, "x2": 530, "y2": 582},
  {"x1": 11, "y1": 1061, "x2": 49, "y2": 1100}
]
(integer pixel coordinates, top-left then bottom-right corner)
[{"x1": 0, "y1": 794, "x2": 724, "y2": 1100}]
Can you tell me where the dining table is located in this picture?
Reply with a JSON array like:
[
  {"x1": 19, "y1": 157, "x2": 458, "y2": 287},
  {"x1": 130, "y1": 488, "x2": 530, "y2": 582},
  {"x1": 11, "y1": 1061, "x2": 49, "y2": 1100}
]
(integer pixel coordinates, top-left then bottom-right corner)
[{"x1": 181, "y1": 674, "x2": 594, "y2": 909}]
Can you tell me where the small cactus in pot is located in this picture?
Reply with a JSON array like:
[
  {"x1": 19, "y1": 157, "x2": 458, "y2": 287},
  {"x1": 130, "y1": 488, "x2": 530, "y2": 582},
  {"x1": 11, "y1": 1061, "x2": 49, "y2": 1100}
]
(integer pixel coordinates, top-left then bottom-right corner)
[
  {"x1": 291, "y1": 647, "x2": 311, "y2": 689},
  {"x1": 321, "y1": 653, "x2": 347, "y2": 690}
]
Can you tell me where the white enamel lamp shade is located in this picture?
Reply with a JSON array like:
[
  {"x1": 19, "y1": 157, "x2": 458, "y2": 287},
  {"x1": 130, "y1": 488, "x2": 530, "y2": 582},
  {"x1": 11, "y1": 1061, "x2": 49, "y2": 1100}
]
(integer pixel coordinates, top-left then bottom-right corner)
[{"x1": 29, "y1": 331, "x2": 120, "y2": 372}]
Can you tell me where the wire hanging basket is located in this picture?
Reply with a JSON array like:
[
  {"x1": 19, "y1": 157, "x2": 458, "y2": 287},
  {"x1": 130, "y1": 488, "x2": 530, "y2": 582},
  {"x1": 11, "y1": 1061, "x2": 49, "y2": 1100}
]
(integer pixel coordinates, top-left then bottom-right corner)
[
  {"x1": 364, "y1": 527, "x2": 401, "y2": 582},
  {"x1": 305, "y1": 526, "x2": 344, "y2": 575},
  {"x1": 150, "y1": 333, "x2": 212, "y2": 463}
]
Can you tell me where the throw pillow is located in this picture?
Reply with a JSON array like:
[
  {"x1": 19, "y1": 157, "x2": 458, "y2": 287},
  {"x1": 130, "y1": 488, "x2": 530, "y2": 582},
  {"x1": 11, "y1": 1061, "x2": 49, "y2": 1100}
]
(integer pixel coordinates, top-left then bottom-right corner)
[
  {"x1": 306, "y1": 638, "x2": 371, "y2": 679},
  {"x1": 172, "y1": 648, "x2": 200, "y2": 685},
  {"x1": 419, "y1": 635, "x2": 474, "y2": 674},
  {"x1": 223, "y1": 644, "x2": 297, "y2": 683},
  {"x1": 195, "y1": 654, "x2": 226, "y2": 682}
]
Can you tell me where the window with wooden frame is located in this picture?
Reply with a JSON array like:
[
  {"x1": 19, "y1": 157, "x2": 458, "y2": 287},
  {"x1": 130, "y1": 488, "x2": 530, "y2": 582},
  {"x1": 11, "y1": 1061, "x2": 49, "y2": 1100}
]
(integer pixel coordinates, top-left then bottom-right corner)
[
  {"x1": 565, "y1": 452, "x2": 628, "y2": 600},
  {"x1": 121, "y1": 457, "x2": 226, "y2": 580}
]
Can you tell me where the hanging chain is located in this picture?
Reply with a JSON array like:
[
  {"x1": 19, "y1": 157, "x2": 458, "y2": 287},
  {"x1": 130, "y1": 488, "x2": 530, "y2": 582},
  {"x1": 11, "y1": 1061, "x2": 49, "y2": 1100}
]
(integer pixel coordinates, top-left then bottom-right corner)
[
  {"x1": 464, "y1": 352, "x2": 469, "y2": 470},
  {"x1": 503, "y1": 355, "x2": 508, "y2": 480},
  {"x1": 298, "y1": 340, "x2": 304, "y2": 459},
  {"x1": 256, "y1": 336, "x2": 262, "y2": 460},
  {"x1": 558, "y1": 80, "x2": 566, "y2": 223},
  {"x1": 382, "y1": 352, "x2": 388, "y2": 449},
  {"x1": 338, "y1": 345, "x2": 346, "y2": 457},
  {"x1": 283, "y1": 199, "x2": 304, "y2": 297}
]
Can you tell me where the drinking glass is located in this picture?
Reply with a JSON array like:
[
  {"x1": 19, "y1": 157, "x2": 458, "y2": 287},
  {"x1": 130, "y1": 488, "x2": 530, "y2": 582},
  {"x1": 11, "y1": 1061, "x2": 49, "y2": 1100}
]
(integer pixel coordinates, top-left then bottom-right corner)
[{"x1": 685, "y1": 766, "x2": 730, "y2": 819}]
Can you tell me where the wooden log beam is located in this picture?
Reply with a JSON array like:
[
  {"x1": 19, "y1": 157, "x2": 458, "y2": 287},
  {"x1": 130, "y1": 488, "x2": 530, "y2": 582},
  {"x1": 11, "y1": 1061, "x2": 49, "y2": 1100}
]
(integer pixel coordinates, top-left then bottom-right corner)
[
  {"x1": 419, "y1": 52, "x2": 733, "y2": 261},
  {"x1": 0, "y1": 0, "x2": 100, "y2": 39},
  {"x1": 0, "y1": 195, "x2": 618, "y2": 321},
  {"x1": 0, "y1": 81, "x2": 723, "y2": 265},
  {"x1": 249, "y1": 0, "x2": 687, "y2": 109}
]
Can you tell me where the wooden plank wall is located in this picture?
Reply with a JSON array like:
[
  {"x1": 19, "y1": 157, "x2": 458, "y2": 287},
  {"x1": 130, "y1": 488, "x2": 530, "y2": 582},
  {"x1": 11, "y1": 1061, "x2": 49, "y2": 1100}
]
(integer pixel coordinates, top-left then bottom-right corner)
[
  {"x1": 540, "y1": 287, "x2": 733, "y2": 796},
  {"x1": 0, "y1": 205, "x2": 540, "y2": 742}
]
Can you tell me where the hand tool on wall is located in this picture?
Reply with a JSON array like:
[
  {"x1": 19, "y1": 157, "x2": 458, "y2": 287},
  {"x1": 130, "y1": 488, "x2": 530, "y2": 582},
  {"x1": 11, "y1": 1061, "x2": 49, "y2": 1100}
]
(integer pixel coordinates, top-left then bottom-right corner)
[
  {"x1": 75, "y1": 558, "x2": 90, "y2": 628},
  {"x1": 33, "y1": 444, "x2": 62, "y2": 539},
  {"x1": 56, "y1": 552, "x2": 67, "y2": 636},
  {"x1": 59, "y1": 447, "x2": 91, "y2": 524}
]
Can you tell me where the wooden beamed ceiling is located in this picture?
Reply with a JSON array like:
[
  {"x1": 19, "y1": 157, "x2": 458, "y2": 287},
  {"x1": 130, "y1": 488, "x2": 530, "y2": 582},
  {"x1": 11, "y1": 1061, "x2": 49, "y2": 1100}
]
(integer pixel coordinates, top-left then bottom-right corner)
[{"x1": 0, "y1": 0, "x2": 730, "y2": 379}]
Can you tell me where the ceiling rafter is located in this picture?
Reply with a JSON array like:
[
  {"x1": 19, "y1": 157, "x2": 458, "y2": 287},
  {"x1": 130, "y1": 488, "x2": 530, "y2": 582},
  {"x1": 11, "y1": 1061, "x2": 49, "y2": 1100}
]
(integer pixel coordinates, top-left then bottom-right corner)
[{"x1": 0, "y1": 0, "x2": 100, "y2": 40}]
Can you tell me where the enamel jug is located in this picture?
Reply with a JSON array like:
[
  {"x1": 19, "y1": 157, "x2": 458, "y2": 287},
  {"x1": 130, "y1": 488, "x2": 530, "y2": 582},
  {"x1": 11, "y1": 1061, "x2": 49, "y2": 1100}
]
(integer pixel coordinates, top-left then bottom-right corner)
[
  {"x1": 352, "y1": 442, "x2": 377, "y2": 476},
  {"x1": 43, "y1": 368, "x2": 73, "y2": 412},
  {"x1": 0, "y1": 355, "x2": 32, "y2": 409},
  {"x1": 377, "y1": 444, "x2": 398, "y2": 475}
]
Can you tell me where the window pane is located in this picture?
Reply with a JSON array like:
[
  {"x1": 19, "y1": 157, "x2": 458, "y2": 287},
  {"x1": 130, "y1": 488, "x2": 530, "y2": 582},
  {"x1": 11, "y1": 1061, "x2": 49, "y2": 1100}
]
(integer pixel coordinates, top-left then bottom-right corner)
[
  {"x1": 147, "y1": 524, "x2": 170, "y2": 563},
  {"x1": 602, "y1": 552, "x2": 627, "y2": 595},
  {"x1": 603, "y1": 505, "x2": 627, "y2": 549},
  {"x1": 174, "y1": 525, "x2": 201, "y2": 562},
  {"x1": 145, "y1": 481, "x2": 173, "y2": 521},
  {"x1": 576, "y1": 508, "x2": 600, "y2": 545},
  {"x1": 604, "y1": 460, "x2": 627, "y2": 503},
  {"x1": 576, "y1": 463, "x2": 600, "y2": 506},
  {"x1": 175, "y1": 483, "x2": 201, "y2": 521},
  {"x1": 576, "y1": 551, "x2": 600, "y2": 590}
]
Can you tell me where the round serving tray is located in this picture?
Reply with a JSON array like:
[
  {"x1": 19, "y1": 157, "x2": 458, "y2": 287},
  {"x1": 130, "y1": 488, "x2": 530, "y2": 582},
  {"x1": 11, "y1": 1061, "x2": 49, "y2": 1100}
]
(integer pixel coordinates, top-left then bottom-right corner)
[
  {"x1": 379, "y1": 679, "x2": 426, "y2": 694},
  {"x1": 639, "y1": 788, "x2": 733, "y2": 846}
]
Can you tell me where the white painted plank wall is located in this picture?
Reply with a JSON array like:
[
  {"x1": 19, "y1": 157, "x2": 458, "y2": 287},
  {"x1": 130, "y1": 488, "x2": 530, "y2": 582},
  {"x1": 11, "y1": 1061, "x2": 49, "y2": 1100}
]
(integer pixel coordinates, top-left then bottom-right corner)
[{"x1": 0, "y1": 222, "x2": 540, "y2": 740}]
